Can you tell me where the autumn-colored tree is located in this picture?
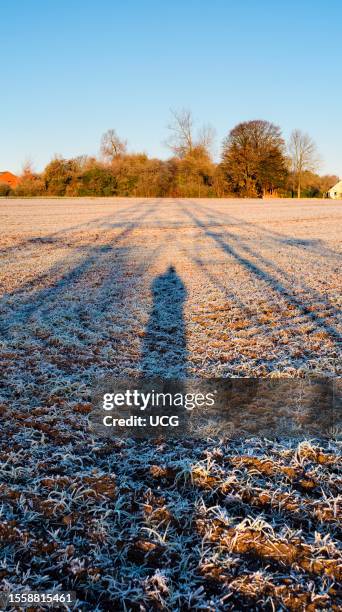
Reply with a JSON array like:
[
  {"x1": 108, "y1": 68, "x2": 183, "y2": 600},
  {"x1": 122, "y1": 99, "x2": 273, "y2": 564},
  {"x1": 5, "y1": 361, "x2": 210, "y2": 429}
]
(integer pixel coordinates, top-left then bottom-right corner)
[
  {"x1": 175, "y1": 145, "x2": 215, "y2": 197},
  {"x1": 76, "y1": 164, "x2": 117, "y2": 196},
  {"x1": 44, "y1": 157, "x2": 80, "y2": 195},
  {"x1": 0, "y1": 183, "x2": 13, "y2": 196},
  {"x1": 287, "y1": 171, "x2": 338, "y2": 198},
  {"x1": 317, "y1": 174, "x2": 339, "y2": 196},
  {"x1": 110, "y1": 154, "x2": 175, "y2": 197},
  {"x1": 4, "y1": 116, "x2": 333, "y2": 199},
  {"x1": 221, "y1": 120, "x2": 288, "y2": 197},
  {"x1": 15, "y1": 159, "x2": 45, "y2": 196}
]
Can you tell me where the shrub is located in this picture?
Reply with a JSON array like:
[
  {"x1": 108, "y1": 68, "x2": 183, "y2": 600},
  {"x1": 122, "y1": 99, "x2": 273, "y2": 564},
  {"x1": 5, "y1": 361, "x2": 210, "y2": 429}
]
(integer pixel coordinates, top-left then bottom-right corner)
[
  {"x1": 14, "y1": 174, "x2": 46, "y2": 197},
  {"x1": 76, "y1": 165, "x2": 118, "y2": 196},
  {"x1": 0, "y1": 182, "x2": 13, "y2": 196}
]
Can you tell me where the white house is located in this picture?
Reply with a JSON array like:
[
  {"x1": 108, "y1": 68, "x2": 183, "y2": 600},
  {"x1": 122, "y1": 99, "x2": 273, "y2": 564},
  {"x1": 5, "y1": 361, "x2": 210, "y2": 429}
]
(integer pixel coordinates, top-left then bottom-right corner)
[{"x1": 328, "y1": 180, "x2": 342, "y2": 199}]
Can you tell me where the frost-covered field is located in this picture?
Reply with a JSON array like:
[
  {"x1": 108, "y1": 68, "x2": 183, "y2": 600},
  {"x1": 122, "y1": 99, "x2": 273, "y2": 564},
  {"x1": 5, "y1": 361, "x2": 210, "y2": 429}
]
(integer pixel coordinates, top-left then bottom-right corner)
[{"x1": 0, "y1": 198, "x2": 341, "y2": 610}]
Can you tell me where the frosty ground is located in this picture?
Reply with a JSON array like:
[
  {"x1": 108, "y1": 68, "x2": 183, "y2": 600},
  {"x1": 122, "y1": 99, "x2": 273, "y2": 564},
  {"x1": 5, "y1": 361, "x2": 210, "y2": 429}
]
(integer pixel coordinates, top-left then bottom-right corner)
[{"x1": 0, "y1": 198, "x2": 341, "y2": 610}]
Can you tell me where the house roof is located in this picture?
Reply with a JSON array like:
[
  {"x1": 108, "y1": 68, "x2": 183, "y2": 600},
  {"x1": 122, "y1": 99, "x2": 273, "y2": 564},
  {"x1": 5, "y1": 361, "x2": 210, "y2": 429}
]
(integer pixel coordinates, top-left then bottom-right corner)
[
  {"x1": 328, "y1": 180, "x2": 342, "y2": 192},
  {"x1": 0, "y1": 171, "x2": 19, "y2": 186}
]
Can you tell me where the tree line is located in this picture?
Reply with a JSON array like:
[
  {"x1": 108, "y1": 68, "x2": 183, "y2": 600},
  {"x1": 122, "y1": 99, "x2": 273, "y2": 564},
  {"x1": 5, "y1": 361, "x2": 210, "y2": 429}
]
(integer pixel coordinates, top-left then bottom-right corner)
[{"x1": 1, "y1": 110, "x2": 338, "y2": 198}]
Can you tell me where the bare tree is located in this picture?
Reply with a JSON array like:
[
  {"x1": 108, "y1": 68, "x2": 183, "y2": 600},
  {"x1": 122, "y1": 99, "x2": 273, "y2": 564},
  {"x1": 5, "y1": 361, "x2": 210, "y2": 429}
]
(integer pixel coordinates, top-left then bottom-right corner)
[
  {"x1": 166, "y1": 108, "x2": 194, "y2": 158},
  {"x1": 197, "y1": 123, "x2": 216, "y2": 155},
  {"x1": 21, "y1": 158, "x2": 35, "y2": 177},
  {"x1": 288, "y1": 130, "x2": 319, "y2": 198},
  {"x1": 101, "y1": 129, "x2": 127, "y2": 162},
  {"x1": 166, "y1": 109, "x2": 215, "y2": 159}
]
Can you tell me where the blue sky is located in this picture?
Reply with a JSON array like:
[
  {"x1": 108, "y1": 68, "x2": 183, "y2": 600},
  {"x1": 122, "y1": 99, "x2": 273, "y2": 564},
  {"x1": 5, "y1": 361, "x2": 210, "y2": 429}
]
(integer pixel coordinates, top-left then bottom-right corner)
[{"x1": 1, "y1": 0, "x2": 341, "y2": 175}]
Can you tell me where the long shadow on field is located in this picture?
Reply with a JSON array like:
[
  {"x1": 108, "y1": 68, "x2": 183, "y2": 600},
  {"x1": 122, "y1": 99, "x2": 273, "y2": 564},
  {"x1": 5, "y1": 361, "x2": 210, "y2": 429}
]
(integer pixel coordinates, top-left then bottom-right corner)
[
  {"x1": 1, "y1": 202, "x2": 155, "y2": 323},
  {"x1": 189, "y1": 199, "x2": 341, "y2": 262},
  {"x1": 140, "y1": 265, "x2": 188, "y2": 378},
  {"x1": 179, "y1": 200, "x2": 340, "y2": 344},
  {"x1": 0, "y1": 202, "x2": 161, "y2": 406},
  {"x1": 0, "y1": 200, "x2": 145, "y2": 257}
]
